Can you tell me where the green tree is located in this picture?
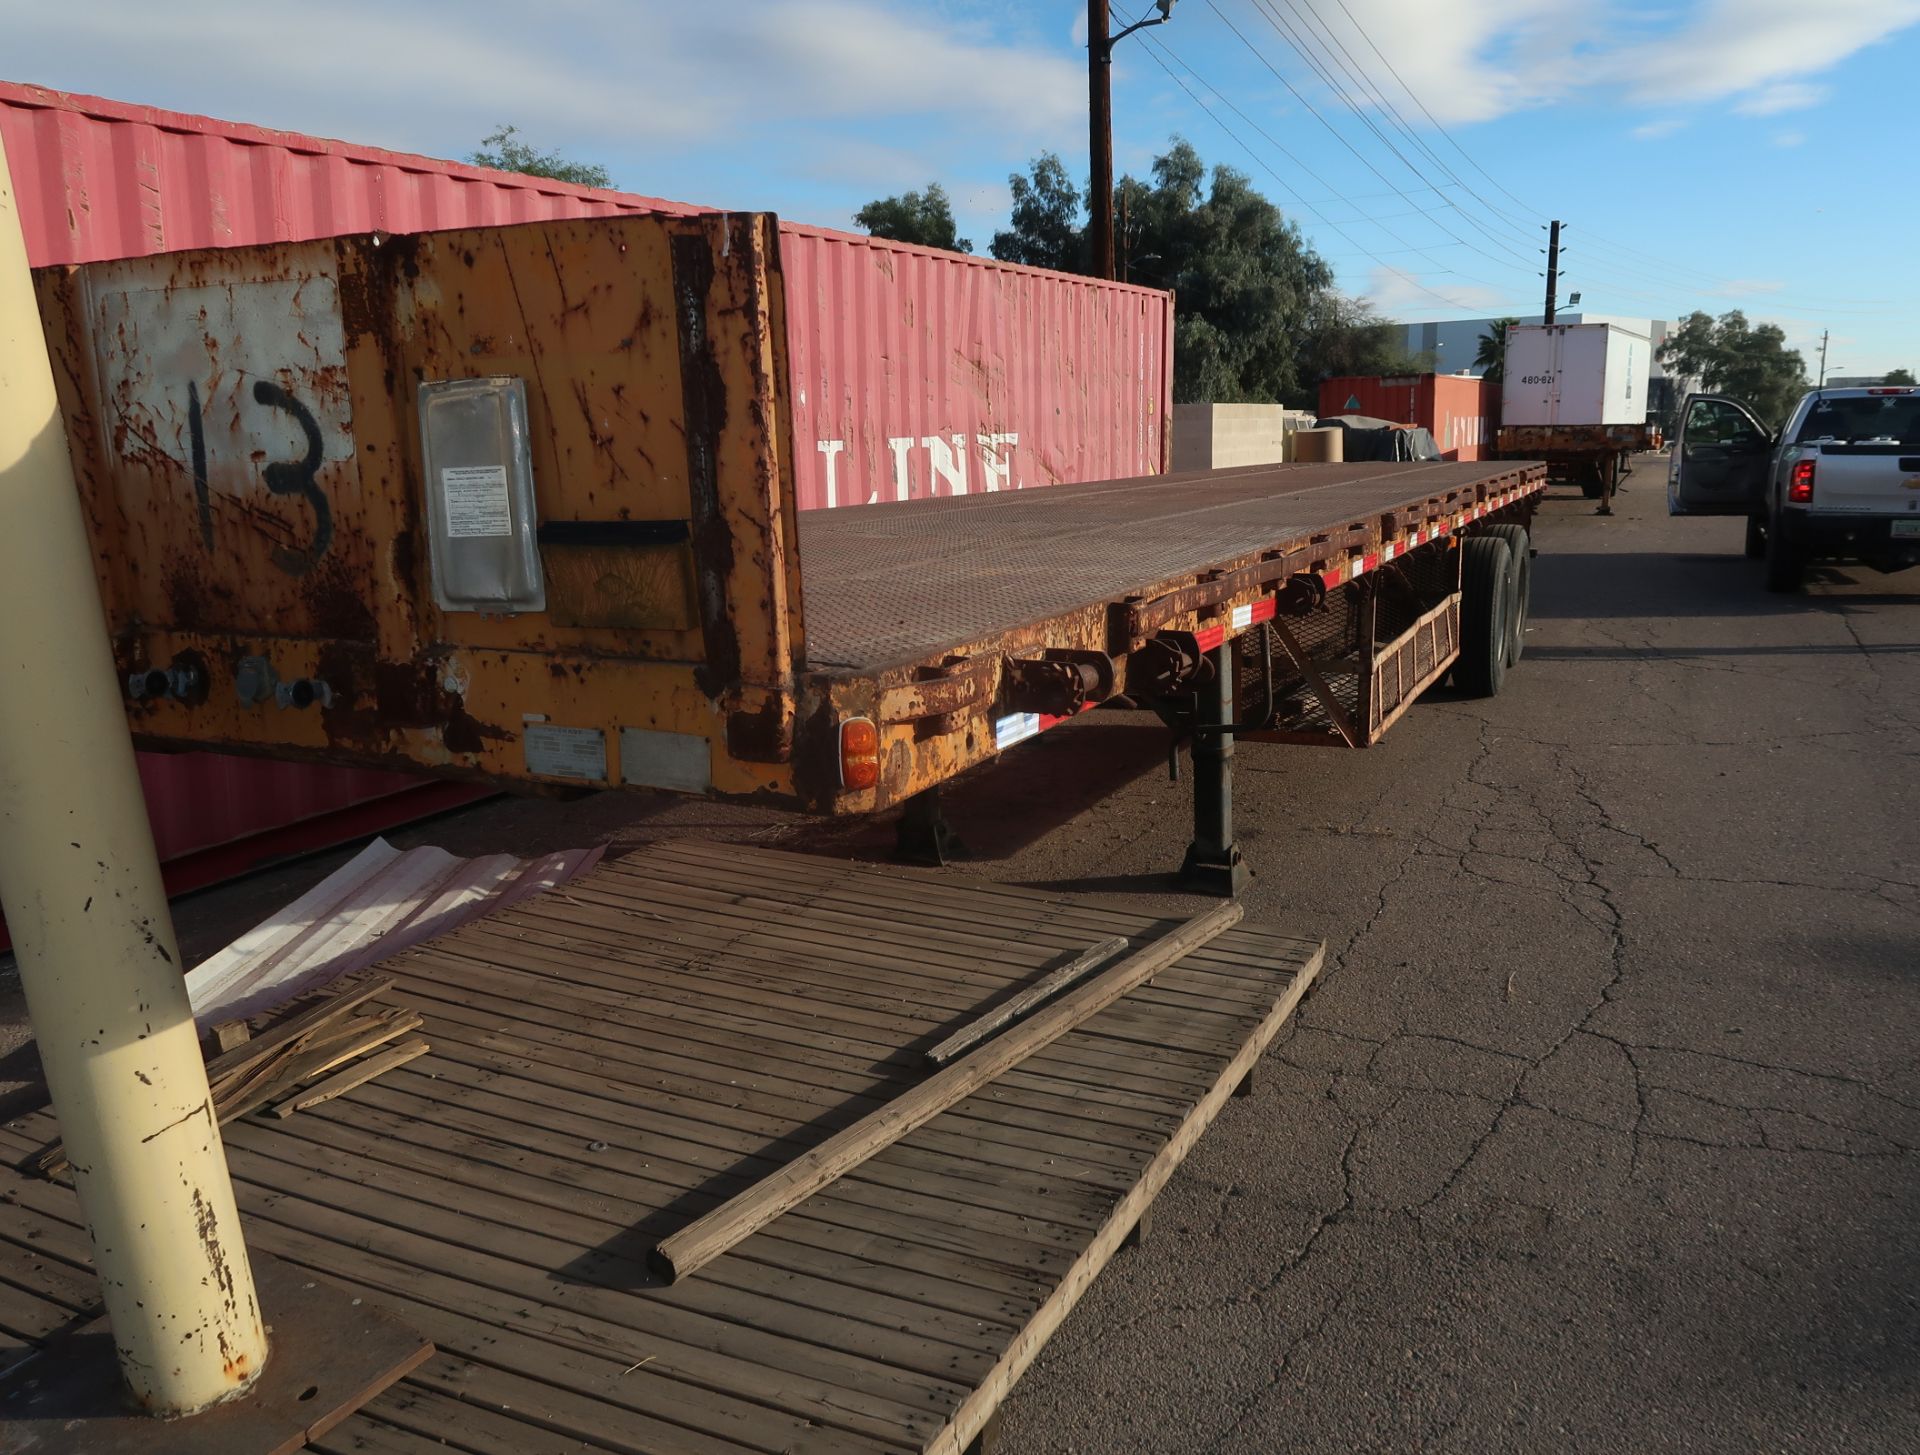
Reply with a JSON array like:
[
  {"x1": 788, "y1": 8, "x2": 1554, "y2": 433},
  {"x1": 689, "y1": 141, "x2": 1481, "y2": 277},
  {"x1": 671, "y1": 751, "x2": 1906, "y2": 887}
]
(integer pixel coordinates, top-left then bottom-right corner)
[
  {"x1": 989, "y1": 139, "x2": 1402, "y2": 405},
  {"x1": 1883, "y1": 367, "x2": 1917, "y2": 386},
  {"x1": 854, "y1": 184, "x2": 972, "y2": 253},
  {"x1": 468, "y1": 125, "x2": 612, "y2": 189},
  {"x1": 989, "y1": 153, "x2": 1087, "y2": 273},
  {"x1": 1658, "y1": 310, "x2": 1808, "y2": 428},
  {"x1": 1474, "y1": 317, "x2": 1520, "y2": 383},
  {"x1": 1297, "y1": 293, "x2": 1416, "y2": 386},
  {"x1": 1129, "y1": 140, "x2": 1336, "y2": 404}
]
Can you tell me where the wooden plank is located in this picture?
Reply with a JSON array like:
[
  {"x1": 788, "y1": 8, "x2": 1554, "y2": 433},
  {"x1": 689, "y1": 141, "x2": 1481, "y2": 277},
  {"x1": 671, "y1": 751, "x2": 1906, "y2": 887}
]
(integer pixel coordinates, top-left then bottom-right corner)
[
  {"x1": 432, "y1": 923, "x2": 1226, "y2": 1097},
  {"x1": 242, "y1": 1108, "x2": 1016, "y2": 1355},
  {"x1": 269, "y1": 1037, "x2": 430, "y2": 1117},
  {"x1": 629, "y1": 840, "x2": 1321, "y2": 964},
  {"x1": 399, "y1": 988, "x2": 1178, "y2": 1174},
  {"x1": 216, "y1": 1169, "x2": 956, "y2": 1449},
  {"x1": 390, "y1": 962, "x2": 1192, "y2": 1145},
  {"x1": 408, "y1": 934, "x2": 1217, "y2": 1102},
  {"x1": 339, "y1": 1067, "x2": 1075, "y2": 1291},
  {"x1": 204, "y1": 975, "x2": 399, "y2": 1090},
  {"x1": 925, "y1": 937, "x2": 1326, "y2": 1455},
  {"x1": 924, "y1": 936, "x2": 1130, "y2": 1067},
  {"x1": 654, "y1": 902, "x2": 1244, "y2": 1284}
]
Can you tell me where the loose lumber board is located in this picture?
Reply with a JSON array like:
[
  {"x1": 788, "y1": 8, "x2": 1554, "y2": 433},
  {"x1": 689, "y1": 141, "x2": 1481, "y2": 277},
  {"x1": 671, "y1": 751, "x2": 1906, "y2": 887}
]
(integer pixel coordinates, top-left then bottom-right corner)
[{"x1": 0, "y1": 839, "x2": 1323, "y2": 1455}]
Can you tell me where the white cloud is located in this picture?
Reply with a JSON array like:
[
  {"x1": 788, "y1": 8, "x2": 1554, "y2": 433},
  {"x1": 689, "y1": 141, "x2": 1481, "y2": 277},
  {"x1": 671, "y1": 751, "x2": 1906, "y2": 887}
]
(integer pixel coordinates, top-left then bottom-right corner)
[
  {"x1": 1364, "y1": 267, "x2": 1506, "y2": 315},
  {"x1": 1280, "y1": 0, "x2": 1912, "y2": 126},
  {"x1": 1772, "y1": 129, "x2": 1808, "y2": 147},
  {"x1": 1617, "y1": 1, "x2": 1920, "y2": 105},
  {"x1": 1734, "y1": 81, "x2": 1829, "y2": 116},
  {"x1": 0, "y1": 1, "x2": 1085, "y2": 166},
  {"x1": 1632, "y1": 118, "x2": 1687, "y2": 140}
]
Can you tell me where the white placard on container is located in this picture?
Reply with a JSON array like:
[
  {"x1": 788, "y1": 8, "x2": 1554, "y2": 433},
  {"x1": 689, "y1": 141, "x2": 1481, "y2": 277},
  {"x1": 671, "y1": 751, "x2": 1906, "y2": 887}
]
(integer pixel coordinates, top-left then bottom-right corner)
[{"x1": 441, "y1": 464, "x2": 513, "y2": 538}]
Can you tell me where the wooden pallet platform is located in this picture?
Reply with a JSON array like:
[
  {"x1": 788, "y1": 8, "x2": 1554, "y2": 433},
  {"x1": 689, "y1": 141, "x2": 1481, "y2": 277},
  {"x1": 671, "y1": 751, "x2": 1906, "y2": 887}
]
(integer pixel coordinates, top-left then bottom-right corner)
[{"x1": 0, "y1": 841, "x2": 1322, "y2": 1454}]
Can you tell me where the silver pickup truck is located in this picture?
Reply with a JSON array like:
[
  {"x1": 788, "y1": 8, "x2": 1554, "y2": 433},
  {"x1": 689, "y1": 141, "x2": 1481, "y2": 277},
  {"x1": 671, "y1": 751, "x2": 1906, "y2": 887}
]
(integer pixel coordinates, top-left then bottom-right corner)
[{"x1": 1667, "y1": 386, "x2": 1920, "y2": 591}]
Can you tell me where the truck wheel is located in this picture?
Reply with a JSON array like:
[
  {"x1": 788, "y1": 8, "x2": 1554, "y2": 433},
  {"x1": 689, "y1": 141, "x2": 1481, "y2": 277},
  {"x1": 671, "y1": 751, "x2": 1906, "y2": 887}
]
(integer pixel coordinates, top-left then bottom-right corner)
[
  {"x1": 1484, "y1": 524, "x2": 1530, "y2": 666},
  {"x1": 1744, "y1": 514, "x2": 1766, "y2": 559},
  {"x1": 1764, "y1": 517, "x2": 1805, "y2": 593},
  {"x1": 1579, "y1": 463, "x2": 1604, "y2": 499},
  {"x1": 1457, "y1": 536, "x2": 1514, "y2": 697}
]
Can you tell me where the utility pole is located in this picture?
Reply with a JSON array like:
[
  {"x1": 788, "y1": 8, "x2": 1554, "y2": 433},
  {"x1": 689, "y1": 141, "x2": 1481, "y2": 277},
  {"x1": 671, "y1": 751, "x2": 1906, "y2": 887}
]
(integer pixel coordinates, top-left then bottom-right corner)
[
  {"x1": 1818, "y1": 329, "x2": 1830, "y2": 386},
  {"x1": 1543, "y1": 219, "x2": 1562, "y2": 325},
  {"x1": 1090, "y1": 0, "x2": 1113, "y2": 280},
  {"x1": 1089, "y1": 1, "x2": 1176, "y2": 282}
]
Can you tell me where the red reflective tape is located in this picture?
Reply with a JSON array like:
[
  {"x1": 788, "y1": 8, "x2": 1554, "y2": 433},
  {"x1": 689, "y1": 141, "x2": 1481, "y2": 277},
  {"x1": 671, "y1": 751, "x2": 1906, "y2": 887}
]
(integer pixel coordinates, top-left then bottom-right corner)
[
  {"x1": 1364, "y1": 552, "x2": 1380, "y2": 573},
  {"x1": 1195, "y1": 625, "x2": 1226, "y2": 652},
  {"x1": 1249, "y1": 597, "x2": 1276, "y2": 624}
]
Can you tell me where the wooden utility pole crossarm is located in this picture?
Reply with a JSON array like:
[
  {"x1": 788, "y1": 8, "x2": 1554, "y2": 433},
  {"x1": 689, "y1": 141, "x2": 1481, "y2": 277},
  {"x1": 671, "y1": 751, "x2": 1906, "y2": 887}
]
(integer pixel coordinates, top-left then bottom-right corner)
[{"x1": 652, "y1": 900, "x2": 1245, "y2": 1282}]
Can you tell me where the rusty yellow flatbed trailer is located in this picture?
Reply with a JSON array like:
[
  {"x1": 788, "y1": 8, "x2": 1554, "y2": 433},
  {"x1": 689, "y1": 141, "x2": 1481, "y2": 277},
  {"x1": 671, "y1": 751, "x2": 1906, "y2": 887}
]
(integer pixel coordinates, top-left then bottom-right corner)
[{"x1": 34, "y1": 209, "x2": 1544, "y2": 889}]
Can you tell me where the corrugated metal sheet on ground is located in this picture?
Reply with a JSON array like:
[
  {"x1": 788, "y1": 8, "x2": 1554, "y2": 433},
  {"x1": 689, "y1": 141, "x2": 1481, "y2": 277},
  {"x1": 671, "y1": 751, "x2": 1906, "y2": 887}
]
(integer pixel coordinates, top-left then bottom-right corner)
[{"x1": 183, "y1": 837, "x2": 604, "y2": 1026}]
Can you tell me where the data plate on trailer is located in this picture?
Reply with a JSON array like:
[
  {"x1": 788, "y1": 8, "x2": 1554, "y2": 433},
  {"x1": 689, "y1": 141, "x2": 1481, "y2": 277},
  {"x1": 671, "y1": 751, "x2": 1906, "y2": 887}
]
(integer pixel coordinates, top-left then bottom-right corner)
[{"x1": 1890, "y1": 519, "x2": 1920, "y2": 537}]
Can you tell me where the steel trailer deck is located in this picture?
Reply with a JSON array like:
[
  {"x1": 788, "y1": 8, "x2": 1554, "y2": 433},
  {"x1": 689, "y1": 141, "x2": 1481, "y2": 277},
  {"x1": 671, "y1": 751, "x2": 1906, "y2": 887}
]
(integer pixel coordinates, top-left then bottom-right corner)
[{"x1": 799, "y1": 460, "x2": 1544, "y2": 674}]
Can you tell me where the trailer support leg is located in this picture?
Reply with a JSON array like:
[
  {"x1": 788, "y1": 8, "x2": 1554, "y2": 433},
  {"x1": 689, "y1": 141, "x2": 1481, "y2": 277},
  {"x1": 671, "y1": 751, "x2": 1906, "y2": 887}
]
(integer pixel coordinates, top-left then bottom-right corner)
[
  {"x1": 896, "y1": 785, "x2": 966, "y2": 866},
  {"x1": 1180, "y1": 642, "x2": 1247, "y2": 896}
]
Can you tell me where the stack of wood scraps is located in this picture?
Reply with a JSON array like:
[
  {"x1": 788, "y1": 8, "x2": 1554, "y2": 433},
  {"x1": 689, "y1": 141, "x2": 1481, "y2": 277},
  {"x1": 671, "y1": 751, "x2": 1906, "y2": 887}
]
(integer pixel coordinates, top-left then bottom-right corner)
[{"x1": 26, "y1": 976, "x2": 426, "y2": 1179}]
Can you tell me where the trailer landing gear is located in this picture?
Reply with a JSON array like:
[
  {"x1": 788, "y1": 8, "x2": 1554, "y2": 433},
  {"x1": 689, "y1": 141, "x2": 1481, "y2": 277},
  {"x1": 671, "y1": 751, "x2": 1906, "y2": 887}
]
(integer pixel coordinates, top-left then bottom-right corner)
[
  {"x1": 895, "y1": 786, "x2": 966, "y2": 866},
  {"x1": 1181, "y1": 642, "x2": 1247, "y2": 897}
]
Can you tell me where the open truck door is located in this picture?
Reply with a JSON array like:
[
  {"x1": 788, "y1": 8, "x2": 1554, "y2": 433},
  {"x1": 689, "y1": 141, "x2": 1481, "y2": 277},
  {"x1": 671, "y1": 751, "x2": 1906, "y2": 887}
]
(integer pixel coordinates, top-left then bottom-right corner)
[{"x1": 1667, "y1": 393, "x2": 1773, "y2": 515}]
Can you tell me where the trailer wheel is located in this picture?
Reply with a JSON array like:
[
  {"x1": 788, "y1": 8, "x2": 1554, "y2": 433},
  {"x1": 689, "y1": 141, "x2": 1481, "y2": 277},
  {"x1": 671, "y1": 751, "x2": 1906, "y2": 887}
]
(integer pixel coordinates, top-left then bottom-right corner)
[
  {"x1": 1579, "y1": 461, "x2": 1605, "y2": 499},
  {"x1": 1456, "y1": 536, "x2": 1514, "y2": 697},
  {"x1": 1483, "y1": 524, "x2": 1530, "y2": 666}
]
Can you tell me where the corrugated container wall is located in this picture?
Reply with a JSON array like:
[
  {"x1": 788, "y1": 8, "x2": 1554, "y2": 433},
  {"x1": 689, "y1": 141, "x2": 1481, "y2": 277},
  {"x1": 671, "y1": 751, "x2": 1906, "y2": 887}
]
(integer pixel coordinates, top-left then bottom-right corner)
[
  {"x1": 781, "y1": 223, "x2": 1170, "y2": 509},
  {"x1": 0, "y1": 81, "x2": 1173, "y2": 879},
  {"x1": 1318, "y1": 374, "x2": 1496, "y2": 461}
]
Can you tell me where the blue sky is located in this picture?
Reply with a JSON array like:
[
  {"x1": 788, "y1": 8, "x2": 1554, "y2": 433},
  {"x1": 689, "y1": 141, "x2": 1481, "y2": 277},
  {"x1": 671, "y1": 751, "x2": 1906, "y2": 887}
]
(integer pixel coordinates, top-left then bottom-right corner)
[{"x1": 7, "y1": 0, "x2": 1918, "y2": 374}]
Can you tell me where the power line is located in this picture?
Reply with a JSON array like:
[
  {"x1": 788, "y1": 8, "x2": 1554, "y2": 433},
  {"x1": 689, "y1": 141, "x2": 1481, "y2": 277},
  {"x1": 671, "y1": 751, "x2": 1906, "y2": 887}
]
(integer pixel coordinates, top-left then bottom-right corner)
[
  {"x1": 1220, "y1": 0, "x2": 1541, "y2": 279},
  {"x1": 1119, "y1": 22, "x2": 1499, "y2": 309},
  {"x1": 1310, "y1": 0, "x2": 1901, "y2": 313},
  {"x1": 1273, "y1": 0, "x2": 1544, "y2": 260}
]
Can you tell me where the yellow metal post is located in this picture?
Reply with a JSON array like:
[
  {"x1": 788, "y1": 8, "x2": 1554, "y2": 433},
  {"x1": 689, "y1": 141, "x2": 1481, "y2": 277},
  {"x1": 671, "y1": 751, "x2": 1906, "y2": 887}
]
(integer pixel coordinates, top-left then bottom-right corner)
[{"x1": 0, "y1": 139, "x2": 268, "y2": 1409}]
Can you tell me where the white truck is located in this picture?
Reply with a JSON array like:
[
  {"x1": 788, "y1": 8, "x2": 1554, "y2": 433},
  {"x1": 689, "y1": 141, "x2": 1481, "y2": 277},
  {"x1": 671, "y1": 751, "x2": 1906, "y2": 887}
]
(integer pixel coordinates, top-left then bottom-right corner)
[
  {"x1": 1667, "y1": 386, "x2": 1920, "y2": 591},
  {"x1": 1497, "y1": 322, "x2": 1659, "y2": 510}
]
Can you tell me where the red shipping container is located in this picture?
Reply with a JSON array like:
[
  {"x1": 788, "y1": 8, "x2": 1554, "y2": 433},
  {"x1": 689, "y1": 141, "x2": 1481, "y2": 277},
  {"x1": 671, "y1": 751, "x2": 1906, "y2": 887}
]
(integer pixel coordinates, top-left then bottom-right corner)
[
  {"x1": 0, "y1": 81, "x2": 1173, "y2": 887},
  {"x1": 1319, "y1": 374, "x2": 1497, "y2": 461}
]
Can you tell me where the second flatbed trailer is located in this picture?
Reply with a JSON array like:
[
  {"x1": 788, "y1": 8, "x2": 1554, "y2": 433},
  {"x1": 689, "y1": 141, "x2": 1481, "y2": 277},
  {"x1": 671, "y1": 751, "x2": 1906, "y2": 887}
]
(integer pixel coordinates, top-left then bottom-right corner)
[{"x1": 36, "y1": 209, "x2": 1547, "y2": 890}]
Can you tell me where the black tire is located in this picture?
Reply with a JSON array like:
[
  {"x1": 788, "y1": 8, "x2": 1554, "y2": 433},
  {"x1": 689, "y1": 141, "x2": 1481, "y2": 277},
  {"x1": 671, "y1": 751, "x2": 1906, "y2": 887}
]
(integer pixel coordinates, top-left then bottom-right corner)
[
  {"x1": 1456, "y1": 535, "x2": 1514, "y2": 697},
  {"x1": 1483, "y1": 524, "x2": 1531, "y2": 666},
  {"x1": 1744, "y1": 514, "x2": 1766, "y2": 559},
  {"x1": 1578, "y1": 463, "x2": 1605, "y2": 499},
  {"x1": 1764, "y1": 514, "x2": 1805, "y2": 593}
]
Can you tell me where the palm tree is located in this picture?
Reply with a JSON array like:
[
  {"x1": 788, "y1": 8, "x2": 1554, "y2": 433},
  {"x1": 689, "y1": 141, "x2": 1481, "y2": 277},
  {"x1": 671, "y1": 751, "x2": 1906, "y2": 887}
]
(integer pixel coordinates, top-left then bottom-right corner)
[{"x1": 1474, "y1": 317, "x2": 1520, "y2": 382}]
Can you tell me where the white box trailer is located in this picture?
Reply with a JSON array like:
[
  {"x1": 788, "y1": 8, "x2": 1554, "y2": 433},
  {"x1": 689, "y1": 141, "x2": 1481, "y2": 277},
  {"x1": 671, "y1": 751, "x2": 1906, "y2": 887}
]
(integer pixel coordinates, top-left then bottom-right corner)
[
  {"x1": 1498, "y1": 323, "x2": 1659, "y2": 509},
  {"x1": 1502, "y1": 323, "x2": 1647, "y2": 426}
]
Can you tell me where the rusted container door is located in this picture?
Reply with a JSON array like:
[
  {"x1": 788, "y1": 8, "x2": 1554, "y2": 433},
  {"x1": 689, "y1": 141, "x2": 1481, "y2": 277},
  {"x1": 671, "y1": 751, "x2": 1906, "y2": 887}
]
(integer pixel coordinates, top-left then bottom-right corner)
[{"x1": 38, "y1": 212, "x2": 805, "y2": 798}]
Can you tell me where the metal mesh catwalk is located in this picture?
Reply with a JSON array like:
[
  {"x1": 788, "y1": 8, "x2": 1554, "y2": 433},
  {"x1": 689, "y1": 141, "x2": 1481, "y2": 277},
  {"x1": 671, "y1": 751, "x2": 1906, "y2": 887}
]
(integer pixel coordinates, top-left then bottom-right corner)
[{"x1": 796, "y1": 460, "x2": 1535, "y2": 672}]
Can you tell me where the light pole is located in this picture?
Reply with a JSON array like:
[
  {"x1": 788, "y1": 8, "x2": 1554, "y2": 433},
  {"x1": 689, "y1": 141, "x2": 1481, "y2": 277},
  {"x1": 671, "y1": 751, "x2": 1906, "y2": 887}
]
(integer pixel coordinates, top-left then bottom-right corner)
[
  {"x1": 1090, "y1": 1, "x2": 1176, "y2": 281},
  {"x1": 0, "y1": 130, "x2": 267, "y2": 1414}
]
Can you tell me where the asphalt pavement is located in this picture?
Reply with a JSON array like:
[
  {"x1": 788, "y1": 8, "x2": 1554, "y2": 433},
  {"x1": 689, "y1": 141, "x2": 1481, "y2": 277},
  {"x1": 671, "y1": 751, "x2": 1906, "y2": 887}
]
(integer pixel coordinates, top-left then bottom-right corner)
[
  {"x1": 984, "y1": 463, "x2": 1920, "y2": 1454},
  {"x1": 2, "y1": 458, "x2": 1913, "y2": 1452}
]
